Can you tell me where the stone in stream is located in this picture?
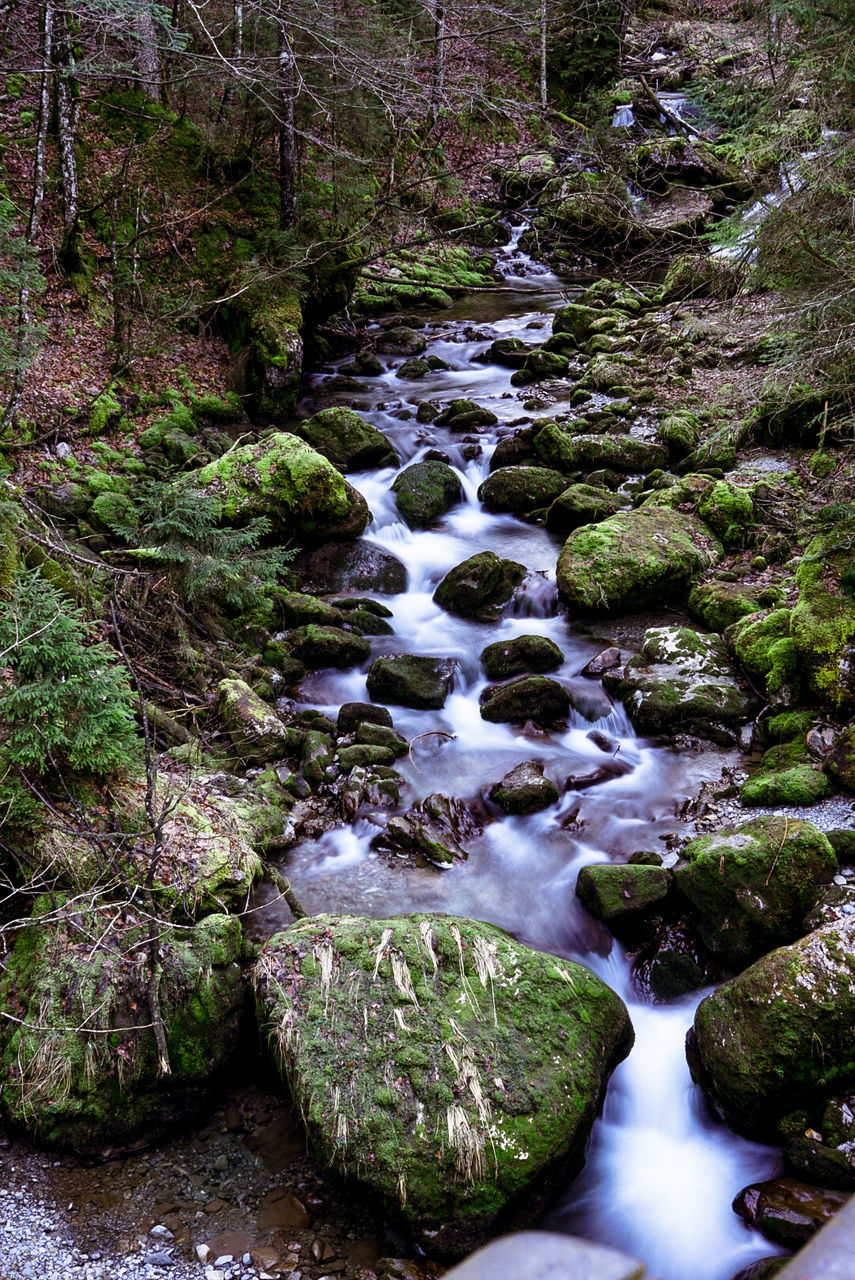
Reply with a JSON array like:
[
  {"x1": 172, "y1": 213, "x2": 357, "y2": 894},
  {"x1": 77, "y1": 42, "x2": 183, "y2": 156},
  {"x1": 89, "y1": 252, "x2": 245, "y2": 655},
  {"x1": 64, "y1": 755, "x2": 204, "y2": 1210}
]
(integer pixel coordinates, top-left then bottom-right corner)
[
  {"x1": 479, "y1": 675, "x2": 571, "y2": 726},
  {"x1": 376, "y1": 325, "x2": 427, "y2": 355},
  {"x1": 287, "y1": 625, "x2": 371, "y2": 669},
  {"x1": 576, "y1": 864, "x2": 671, "y2": 929},
  {"x1": 0, "y1": 907, "x2": 244, "y2": 1153},
  {"x1": 556, "y1": 504, "x2": 719, "y2": 613},
  {"x1": 581, "y1": 647, "x2": 621, "y2": 677},
  {"x1": 392, "y1": 460, "x2": 462, "y2": 528},
  {"x1": 480, "y1": 634, "x2": 564, "y2": 680},
  {"x1": 216, "y1": 678, "x2": 297, "y2": 763},
  {"x1": 367, "y1": 655, "x2": 457, "y2": 709},
  {"x1": 489, "y1": 762, "x2": 560, "y2": 815},
  {"x1": 253, "y1": 912, "x2": 633, "y2": 1256},
  {"x1": 477, "y1": 466, "x2": 568, "y2": 516},
  {"x1": 510, "y1": 349, "x2": 571, "y2": 384},
  {"x1": 295, "y1": 407, "x2": 399, "y2": 472},
  {"x1": 733, "y1": 1178, "x2": 850, "y2": 1248},
  {"x1": 434, "y1": 398, "x2": 499, "y2": 431},
  {"x1": 545, "y1": 484, "x2": 631, "y2": 536},
  {"x1": 486, "y1": 336, "x2": 532, "y2": 367},
  {"x1": 534, "y1": 425, "x2": 667, "y2": 476},
  {"x1": 602, "y1": 626, "x2": 758, "y2": 746},
  {"x1": 380, "y1": 793, "x2": 480, "y2": 865},
  {"x1": 674, "y1": 816, "x2": 837, "y2": 972},
  {"x1": 293, "y1": 541, "x2": 408, "y2": 595},
  {"x1": 433, "y1": 551, "x2": 526, "y2": 622},
  {"x1": 337, "y1": 701, "x2": 394, "y2": 734},
  {"x1": 277, "y1": 590, "x2": 345, "y2": 629},
  {"x1": 489, "y1": 431, "x2": 536, "y2": 472}
]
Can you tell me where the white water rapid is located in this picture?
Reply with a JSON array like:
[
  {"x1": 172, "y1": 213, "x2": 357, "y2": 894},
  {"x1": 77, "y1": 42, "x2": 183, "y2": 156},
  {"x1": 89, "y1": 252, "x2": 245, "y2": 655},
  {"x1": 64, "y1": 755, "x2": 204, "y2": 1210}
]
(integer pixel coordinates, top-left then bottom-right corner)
[{"x1": 255, "y1": 228, "x2": 785, "y2": 1280}]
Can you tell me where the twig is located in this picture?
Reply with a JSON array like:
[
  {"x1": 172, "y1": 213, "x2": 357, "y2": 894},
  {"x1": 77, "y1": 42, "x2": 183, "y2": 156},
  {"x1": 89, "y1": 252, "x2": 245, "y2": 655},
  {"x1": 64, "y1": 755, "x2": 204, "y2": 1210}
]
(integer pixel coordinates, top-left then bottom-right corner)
[
  {"x1": 765, "y1": 816, "x2": 789, "y2": 886},
  {"x1": 267, "y1": 865, "x2": 308, "y2": 920}
]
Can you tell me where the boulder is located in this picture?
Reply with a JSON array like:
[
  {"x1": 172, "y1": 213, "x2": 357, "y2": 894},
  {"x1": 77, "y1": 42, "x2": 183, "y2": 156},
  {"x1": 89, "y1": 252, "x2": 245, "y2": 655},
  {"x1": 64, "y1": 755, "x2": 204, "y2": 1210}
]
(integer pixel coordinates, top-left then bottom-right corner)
[
  {"x1": 433, "y1": 552, "x2": 526, "y2": 621},
  {"x1": 551, "y1": 302, "x2": 601, "y2": 344},
  {"x1": 376, "y1": 325, "x2": 427, "y2": 355},
  {"x1": 688, "y1": 579, "x2": 783, "y2": 633},
  {"x1": 217, "y1": 679, "x2": 296, "y2": 763},
  {"x1": 690, "y1": 916, "x2": 855, "y2": 1138},
  {"x1": 480, "y1": 676, "x2": 570, "y2": 726},
  {"x1": 287, "y1": 624, "x2": 371, "y2": 669},
  {"x1": 489, "y1": 762, "x2": 559, "y2": 814},
  {"x1": 545, "y1": 484, "x2": 631, "y2": 536},
  {"x1": 478, "y1": 467, "x2": 568, "y2": 516},
  {"x1": 487, "y1": 338, "x2": 532, "y2": 368},
  {"x1": 725, "y1": 609, "x2": 799, "y2": 705},
  {"x1": 674, "y1": 816, "x2": 837, "y2": 971},
  {"x1": 337, "y1": 701, "x2": 394, "y2": 734},
  {"x1": 277, "y1": 591, "x2": 345, "y2": 629},
  {"x1": 557, "y1": 505, "x2": 719, "y2": 613},
  {"x1": 826, "y1": 724, "x2": 855, "y2": 792},
  {"x1": 480, "y1": 634, "x2": 564, "y2": 681},
  {"x1": 510, "y1": 350, "x2": 571, "y2": 385},
  {"x1": 576, "y1": 864, "x2": 671, "y2": 929},
  {"x1": 293, "y1": 541, "x2": 407, "y2": 595},
  {"x1": 733, "y1": 1177, "x2": 850, "y2": 1248},
  {"x1": 381, "y1": 794, "x2": 480, "y2": 866},
  {"x1": 534, "y1": 426, "x2": 667, "y2": 475},
  {"x1": 790, "y1": 533, "x2": 855, "y2": 710},
  {"x1": 193, "y1": 433, "x2": 360, "y2": 537},
  {"x1": 434, "y1": 399, "x2": 499, "y2": 431},
  {"x1": 0, "y1": 906, "x2": 244, "y2": 1153},
  {"x1": 602, "y1": 626, "x2": 757, "y2": 745},
  {"x1": 367, "y1": 655, "x2": 457, "y2": 709},
  {"x1": 296, "y1": 407, "x2": 398, "y2": 472},
  {"x1": 392, "y1": 461, "x2": 462, "y2": 528},
  {"x1": 254, "y1": 913, "x2": 633, "y2": 1255},
  {"x1": 741, "y1": 740, "x2": 832, "y2": 808}
]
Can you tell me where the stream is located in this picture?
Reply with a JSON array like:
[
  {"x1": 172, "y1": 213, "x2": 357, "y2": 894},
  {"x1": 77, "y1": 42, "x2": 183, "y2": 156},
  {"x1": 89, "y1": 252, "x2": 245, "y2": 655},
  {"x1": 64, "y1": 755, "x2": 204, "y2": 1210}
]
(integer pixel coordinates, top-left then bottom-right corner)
[{"x1": 251, "y1": 231, "x2": 786, "y2": 1279}]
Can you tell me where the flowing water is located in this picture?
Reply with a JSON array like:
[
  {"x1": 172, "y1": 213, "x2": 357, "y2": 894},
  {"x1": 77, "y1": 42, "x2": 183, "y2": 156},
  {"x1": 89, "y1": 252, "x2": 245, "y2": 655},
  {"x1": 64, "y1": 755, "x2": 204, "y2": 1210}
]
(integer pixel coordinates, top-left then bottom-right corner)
[{"x1": 254, "y1": 233, "x2": 784, "y2": 1280}]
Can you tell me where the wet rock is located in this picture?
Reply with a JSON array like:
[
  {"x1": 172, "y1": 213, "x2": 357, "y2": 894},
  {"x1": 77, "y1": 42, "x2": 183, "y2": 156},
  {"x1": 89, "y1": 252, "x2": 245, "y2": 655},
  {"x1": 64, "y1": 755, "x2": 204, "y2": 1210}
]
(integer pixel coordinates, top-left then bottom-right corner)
[
  {"x1": 510, "y1": 349, "x2": 571, "y2": 385},
  {"x1": 397, "y1": 358, "x2": 431, "y2": 380},
  {"x1": 565, "y1": 758, "x2": 632, "y2": 790},
  {"x1": 688, "y1": 579, "x2": 784, "y2": 634},
  {"x1": 441, "y1": 1232, "x2": 653, "y2": 1280},
  {"x1": 587, "y1": 728, "x2": 619, "y2": 751},
  {"x1": 254, "y1": 913, "x2": 633, "y2": 1256},
  {"x1": 690, "y1": 915, "x2": 855, "y2": 1139},
  {"x1": 296, "y1": 407, "x2": 399, "y2": 473},
  {"x1": 340, "y1": 765, "x2": 403, "y2": 820},
  {"x1": 557, "y1": 505, "x2": 719, "y2": 613},
  {"x1": 490, "y1": 762, "x2": 559, "y2": 814},
  {"x1": 478, "y1": 466, "x2": 569, "y2": 516},
  {"x1": 545, "y1": 484, "x2": 631, "y2": 536},
  {"x1": 603, "y1": 626, "x2": 757, "y2": 745},
  {"x1": 581, "y1": 648, "x2": 621, "y2": 677},
  {"x1": 674, "y1": 816, "x2": 837, "y2": 971},
  {"x1": 733, "y1": 1177, "x2": 848, "y2": 1247},
  {"x1": 486, "y1": 337, "x2": 532, "y2": 368},
  {"x1": 803, "y1": 882, "x2": 855, "y2": 931},
  {"x1": 534, "y1": 426, "x2": 667, "y2": 475},
  {"x1": 294, "y1": 541, "x2": 407, "y2": 595},
  {"x1": 489, "y1": 432, "x2": 536, "y2": 472},
  {"x1": 376, "y1": 326, "x2": 427, "y2": 356},
  {"x1": 256, "y1": 1188, "x2": 310, "y2": 1230},
  {"x1": 0, "y1": 908, "x2": 244, "y2": 1152},
  {"x1": 434, "y1": 399, "x2": 499, "y2": 431},
  {"x1": 741, "y1": 739, "x2": 832, "y2": 808},
  {"x1": 367, "y1": 655, "x2": 457, "y2": 709},
  {"x1": 725, "y1": 608, "x2": 797, "y2": 705},
  {"x1": 349, "y1": 607, "x2": 395, "y2": 636},
  {"x1": 480, "y1": 675, "x2": 570, "y2": 726},
  {"x1": 648, "y1": 949, "x2": 706, "y2": 1002},
  {"x1": 392, "y1": 461, "x2": 462, "y2": 529},
  {"x1": 780, "y1": 1098, "x2": 855, "y2": 1191},
  {"x1": 278, "y1": 591, "x2": 345, "y2": 629},
  {"x1": 380, "y1": 794, "x2": 480, "y2": 866},
  {"x1": 217, "y1": 679, "x2": 295, "y2": 763},
  {"x1": 480, "y1": 634, "x2": 564, "y2": 680},
  {"x1": 433, "y1": 552, "x2": 526, "y2": 621},
  {"x1": 576, "y1": 864, "x2": 671, "y2": 929},
  {"x1": 302, "y1": 728, "x2": 333, "y2": 787},
  {"x1": 288, "y1": 625, "x2": 371, "y2": 669},
  {"x1": 337, "y1": 701, "x2": 394, "y2": 734}
]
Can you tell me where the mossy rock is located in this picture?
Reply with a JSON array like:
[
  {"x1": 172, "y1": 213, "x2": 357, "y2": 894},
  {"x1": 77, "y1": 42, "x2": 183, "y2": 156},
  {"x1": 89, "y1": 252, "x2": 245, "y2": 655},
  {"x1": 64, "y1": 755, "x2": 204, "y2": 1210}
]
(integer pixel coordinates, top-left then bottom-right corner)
[
  {"x1": 691, "y1": 916, "x2": 855, "y2": 1140},
  {"x1": 741, "y1": 740, "x2": 832, "y2": 808},
  {"x1": 677, "y1": 420, "x2": 750, "y2": 475},
  {"x1": 287, "y1": 624, "x2": 371, "y2": 669},
  {"x1": 545, "y1": 484, "x2": 631, "y2": 536},
  {"x1": 657, "y1": 253, "x2": 743, "y2": 303},
  {"x1": 254, "y1": 912, "x2": 632, "y2": 1256},
  {"x1": 697, "y1": 479, "x2": 754, "y2": 548},
  {"x1": 790, "y1": 535, "x2": 855, "y2": 710},
  {"x1": 392, "y1": 461, "x2": 462, "y2": 529},
  {"x1": 89, "y1": 490, "x2": 136, "y2": 536},
  {"x1": 487, "y1": 337, "x2": 532, "y2": 368},
  {"x1": 0, "y1": 905, "x2": 244, "y2": 1153},
  {"x1": 480, "y1": 675, "x2": 570, "y2": 727},
  {"x1": 226, "y1": 286, "x2": 303, "y2": 420},
  {"x1": 433, "y1": 552, "x2": 526, "y2": 622},
  {"x1": 348, "y1": 607, "x2": 394, "y2": 636},
  {"x1": 277, "y1": 591, "x2": 345, "y2": 629},
  {"x1": 480, "y1": 634, "x2": 564, "y2": 681},
  {"x1": 510, "y1": 350, "x2": 571, "y2": 385},
  {"x1": 576, "y1": 864, "x2": 671, "y2": 928},
  {"x1": 396, "y1": 358, "x2": 430, "y2": 380},
  {"x1": 603, "y1": 626, "x2": 757, "y2": 745},
  {"x1": 533, "y1": 427, "x2": 666, "y2": 476},
  {"x1": 296, "y1": 407, "x2": 398, "y2": 473},
  {"x1": 658, "y1": 411, "x2": 701, "y2": 459},
  {"x1": 376, "y1": 326, "x2": 427, "y2": 356},
  {"x1": 336, "y1": 743, "x2": 397, "y2": 770},
  {"x1": 557, "y1": 505, "x2": 719, "y2": 613},
  {"x1": 578, "y1": 356, "x2": 633, "y2": 396},
  {"x1": 726, "y1": 609, "x2": 800, "y2": 704},
  {"x1": 489, "y1": 761, "x2": 560, "y2": 814},
  {"x1": 216, "y1": 678, "x2": 297, "y2": 763},
  {"x1": 826, "y1": 724, "x2": 855, "y2": 793},
  {"x1": 382, "y1": 794, "x2": 480, "y2": 866},
  {"x1": 294, "y1": 541, "x2": 407, "y2": 595},
  {"x1": 354, "y1": 721, "x2": 408, "y2": 757},
  {"x1": 674, "y1": 816, "x2": 837, "y2": 971},
  {"x1": 688, "y1": 580, "x2": 783, "y2": 633},
  {"x1": 434, "y1": 399, "x2": 498, "y2": 431},
  {"x1": 366, "y1": 655, "x2": 457, "y2": 709},
  {"x1": 477, "y1": 466, "x2": 568, "y2": 516}
]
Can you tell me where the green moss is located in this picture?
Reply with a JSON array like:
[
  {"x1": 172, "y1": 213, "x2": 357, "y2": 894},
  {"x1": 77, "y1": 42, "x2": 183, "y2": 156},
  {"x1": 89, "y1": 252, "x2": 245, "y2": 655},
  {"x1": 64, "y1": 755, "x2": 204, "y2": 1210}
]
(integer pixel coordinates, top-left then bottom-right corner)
[
  {"x1": 697, "y1": 480, "x2": 754, "y2": 548},
  {"x1": 89, "y1": 388, "x2": 122, "y2": 436},
  {"x1": 727, "y1": 609, "x2": 801, "y2": 702},
  {"x1": 741, "y1": 739, "x2": 832, "y2": 807},
  {"x1": 790, "y1": 535, "x2": 855, "y2": 709}
]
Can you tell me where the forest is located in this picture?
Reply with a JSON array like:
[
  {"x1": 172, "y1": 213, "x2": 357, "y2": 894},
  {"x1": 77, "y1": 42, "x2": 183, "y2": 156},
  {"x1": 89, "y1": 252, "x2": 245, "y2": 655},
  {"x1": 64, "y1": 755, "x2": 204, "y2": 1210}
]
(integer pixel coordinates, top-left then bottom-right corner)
[{"x1": 0, "y1": 0, "x2": 854, "y2": 1277}]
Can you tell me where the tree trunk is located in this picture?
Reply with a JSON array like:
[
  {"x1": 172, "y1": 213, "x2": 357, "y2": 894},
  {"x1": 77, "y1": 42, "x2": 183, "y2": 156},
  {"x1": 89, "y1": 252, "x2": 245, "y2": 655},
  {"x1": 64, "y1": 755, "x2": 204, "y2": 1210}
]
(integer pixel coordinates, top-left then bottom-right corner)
[
  {"x1": 539, "y1": 0, "x2": 547, "y2": 112},
  {"x1": 54, "y1": 6, "x2": 78, "y2": 230},
  {"x1": 220, "y1": 0, "x2": 243, "y2": 116},
  {"x1": 134, "y1": 4, "x2": 162, "y2": 102},
  {"x1": 278, "y1": 24, "x2": 296, "y2": 232},
  {"x1": 430, "y1": 0, "x2": 445, "y2": 126},
  {"x1": 29, "y1": 0, "x2": 54, "y2": 240}
]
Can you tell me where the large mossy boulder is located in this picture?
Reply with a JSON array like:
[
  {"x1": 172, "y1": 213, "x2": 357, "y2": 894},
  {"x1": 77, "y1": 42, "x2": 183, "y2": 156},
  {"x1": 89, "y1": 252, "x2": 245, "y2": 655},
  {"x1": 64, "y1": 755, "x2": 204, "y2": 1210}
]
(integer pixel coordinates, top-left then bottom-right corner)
[
  {"x1": 433, "y1": 552, "x2": 526, "y2": 622},
  {"x1": 193, "y1": 432, "x2": 364, "y2": 537},
  {"x1": 690, "y1": 916, "x2": 855, "y2": 1140},
  {"x1": 674, "y1": 817, "x2": 837, "y2": 971},
  {"x1": 697, "y1": 479, "x2": 755, "y2": 548},
  {"x1": 603, "y1": 626, "x2": 757, "y2": 744},
  {"x1": 688, "y1": 579, "x2": 783, "y2": 634},
  {"x1": 0, "y1": 905, "x2": 244, "y2": 1153},
  {"x1": 480, "y1": 675, "x2": 570, "y2": 726},
  {"x1": 726, "y1": 609, "x2": 800, "y2": 705},
  {"x1": 533, "y1": 426, "x2": 667, "y2": 476},
  {"x1": 790, "y1": 535, "x2": 855, "y2": 710},
  {"x1": 740, "y1": 739, "x2": 832, "y2": 808},
  {"x1": 545, "y1": 484, "x2": 630, "y2": 536},
  {"x1": 296, "y1": 407, "x2": 399, "y2": 473},
  {"x1": 217, "y1": 678, "x2": 296, "y2": 763},
  {"x1": 392, "y1": 460, "x2": 462, "y2": 528},
  {"x1": 557, "y1": 505, "x2": 719, "y2": 613},
  {"x1": 477, "y1": 465, "x2": 568, "y2": 516},
  {"x1": 552, "y1": 302, "x2": 600, "y2": 345},
  {"x1": 367, "y1": 655, "x2": 457, "y2": 709},
  {"x1": 254, "y1": 913, "x2": 633, "y2": 1256},
  {"x1": 480, "y1": 634, "x2": 564, "y2": 680}
]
